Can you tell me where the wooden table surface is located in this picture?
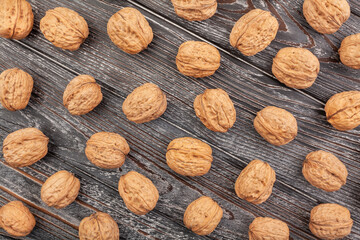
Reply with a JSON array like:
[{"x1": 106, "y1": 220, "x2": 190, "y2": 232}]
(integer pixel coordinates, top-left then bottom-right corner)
[{"x1": 0, "y1": 0, "x2": 359, "y2": 239}]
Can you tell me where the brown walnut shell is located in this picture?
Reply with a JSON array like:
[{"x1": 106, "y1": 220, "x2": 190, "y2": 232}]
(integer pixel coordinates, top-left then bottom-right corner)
[
  {"x1": 85, "y1": 132, "x2": 130, "y2": 169},
  {"x1": 3, "y1": 128, "x2": 49, "y2": 167},
  {"x1": 0, "y1": 201, "x2": 36, "y2": 237},
  {"x1": 40, "y1": 7, "x2": 89, "y2": 51},
  {"x1": 79, "y1": 212, "x2": 119, "y2": 240},
  {"x1": 309, "y1": 203, "x2": 353, "y2": 240},
  {"x1": 235, "y1": 159, "x2": 276, "y2": 204},
  {"x1": 183, "y1": 196, "x2": 223, "y2": 236},
  {"x1": 63, "y1": 75, "x2": 103, "y2": 115},
  {"x1": 107, "y1": 7, "x2": 153, "y2": 54},
  {"x1": 249, "y1": 217, "x2": 289, "y2": 240},
  {"x1": 166, "y1": 137, "x2": 213, "y2": 176},
  {"x1": 0, "y1": 68, "x2": 33, "y2": 111},
  {"x1": 41, "y1": 170, "x2": 80, "y2": 209},
  {"x1": 324, "y1": 91, "x2": 360, "y2": 131},
  {"x1": 171, "y1": 0, "x2": 217, "y2": 21},
  {"x1": 118, "y1": 171, "x2": 159, "y2": 215},
  {"x1": 303, "y1": 0, "x2": 350, "y2": 34},
  {"x1": 339, "y1": 33, "x2": 360, "y2": 69},
  {"x1": 0, "y1": 0, "x2": 34, "y2": 40},
  {"x1": 122, "y1": 83, "x2": 167, "y2": 123},
  {"x1": 230, "y1": 9, "x2": 279, "y2": 56},
  {"x1": 194, "y1": 88, "x2": 236, "y2": 132},
  {"x1": 272, "y1": 47, "x2": 320, "y2": 89},
  {"x1": 254, "y1": 106, "x2": 298, "y2": 146}
]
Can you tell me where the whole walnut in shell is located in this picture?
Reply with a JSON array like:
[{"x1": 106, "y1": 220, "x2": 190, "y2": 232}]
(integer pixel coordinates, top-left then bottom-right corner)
[
  {"x1": 235, "y1": 159, "x2": 276, "y2": 204},
  {"x1": 303, "y1": 0, "x2": 350, "y2": 34},
  {"x1": 79, "y1": 212, "x2": 119, "y2": 240},
  {"x1": 41, "y1": 170, "x2": 80, "y2": 209},
  {"x1": 303, "y1": 150, "x2": 347, "y2": 192},
  {"x1": 122, "y1": 83, "x2": 167, "y2": 123},
  {"x1": 339, "y1": 33, "x2": 360, "y2": 69},
  {"x1": 0, "y1": 0, "x2": 33, "y2": 40},
  {"x1": 309, "y1": 203, "x2": 353, "y2": 240},
  {"x1": 0, "y1": 201, "x2": 36, "y2": 237},
  {"x1": 85, "y1": 132, "x2": 130, "y2": 169},
  {"x1": 63, "y1": 75, "x2": 103, "y2": 115},
  {"x1": 118, "y1": 171, "x2": 159, "y2": 215},
  {"x1": 230, "y1": 9, "x2": 279, "y2": 56},
  {"x1": 107, "y1": 7, "x2": 153, "y2": 54},
  {"x1": 272, "y1": 47, "x2": 320, "y2": 89},
  {"x1": 324, "y1": 91, "x2": 360, "y2": 131},
  {"x1": 254, "y1": 106, "x2": 298, "y2": 146},
  {"x1": 3, "y1": 128, "x2": 49, "y2": 167},
  {"x1": 166, "y1": 137, "x2": 213, "y2": 176},
  {"x1": 249, "y1": 217, "x2": 289, "y2": 240},
  {"x1": 0, "y1": 68, "x2": 33, "y2": 111},
  {"x1": 194, "y1": 88, "x2": 236, "y2": 132},
  {"x1": 176, "y1": 41, "x2": 220, "y2": 78},
  {"x1": 40, "y1": 7, "x2": 89, "y2": 51},
  {"x1": 183, "y1": 196, "x2": 223, "y2": 236},
  {"x1": 171, "y1": 0, "x2": 217, "y2": 21}
]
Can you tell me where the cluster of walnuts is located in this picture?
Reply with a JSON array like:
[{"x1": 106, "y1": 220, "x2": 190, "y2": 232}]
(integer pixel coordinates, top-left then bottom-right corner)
[{"x1": 0, "y1": 0, "x2": 358, "y2": 239}]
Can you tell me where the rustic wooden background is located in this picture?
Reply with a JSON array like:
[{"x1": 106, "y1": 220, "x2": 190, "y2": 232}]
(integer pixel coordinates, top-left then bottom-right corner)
[{"x1": 0, "y1": 0, "x2": 359, "y2": 239}]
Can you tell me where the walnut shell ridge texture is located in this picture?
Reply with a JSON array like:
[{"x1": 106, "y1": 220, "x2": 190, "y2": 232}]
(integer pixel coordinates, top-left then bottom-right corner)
[
  {"x1": 171, "y1": 0, "x2": 217, "y2": 21},
  {"x1": 122, "y1": 83, "x2": 167, "y2": 124},
  {"x1": 339, "y1": 33, "x2": 360, "y2": 69},
  {"x1": 79, "y1": 212, "x2": 119, "y2": 240},
  {"x1": 3, "y1": 128, "x2": 49, "y2": 167},
  {"x1": 235, "y1": 159, "x2": 276, "y2": 204},
  {"x1": 194, "y1": 88, "x2": 236, "y2": 132},
  {"x1": 230, "y1": 9, "x2": 279, "y2": 56},
  {"x1": 63, "y1": 75, "x2": 103, "y2": 115},
  {"x1": 166, "y1": 137, "x2": 213, "y2": 176},
  {"x1": 118, "y1": 171, "x2": 159, "y2": 215},
  {"x1": 107, "y1": 7, "x2": 153, "y2": 54},
  {"x1": 40, "y1": 7, "x2": 89, "y2": 51},
  {"x1": 41, "y1": 170, "x2": 80, "y2": 209},
  {"x1": 0, "y1": 201, "x2": 36, "y2": 237},
  {"x1": 303, "y1": 0, "x2": 350, "y2": 34},
  {"x1": 0, "y1": 68, "x2": 33, "y2": 111},
  {"x1": 309, "y1": 203, "x2": 353, "y2": 240},
  {"x1": 272, "y1": 47, "x2": 320, "y2": 89},
  {"x1": 0, "y1": 0, "x2": 34, "y2": 40},
  {"x1": 249, "y1": 217, "x2": 289, "y2": 240},
  {"x1": 183, "y1": 196, "x2": 223, "y2": 236}
]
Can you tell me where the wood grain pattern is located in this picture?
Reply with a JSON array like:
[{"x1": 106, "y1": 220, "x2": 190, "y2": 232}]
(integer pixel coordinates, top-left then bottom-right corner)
[{"x1": 0, "y1": 0, "x2": 359, "y2": 239}]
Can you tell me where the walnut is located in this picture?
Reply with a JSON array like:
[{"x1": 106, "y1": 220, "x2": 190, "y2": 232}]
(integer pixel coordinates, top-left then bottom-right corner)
[
  {"x1": 79, "y1": 212, "x2": 119, "y2": 240},
  {"x1": 41, "y1": 170, "x2": 80, "y2": 209},
  {"x1": 309, "y1": 203, "x2": 353, "y2": 240},
  {"x1": 272, "y1": 47, "x2": 320, "y2": 89},
  {"x1": 107, "y1": 7, "x2": 153, "y2": 54},
  {"x1": 3, "y1": 128, "x2": 49, "y2": 167},
  {"x1": 85, "y1": 132, "x2": 130, "y2": 169},
  {"x1": 183, "y1": 196, "x2": 223, "y2": 236},
  {"x1": 0, "y1": 201, "x2": 36, "y2": 237},
  {"x1": 63, "y1": 75, "x2": 103, "y2": 115},
  {"x1": 166, "y1": 137, "x2": 213, "y2": 176},
  {"x1": 176, "y1": 41, "x2": 220, "y2": 78},
  {"x1": 171, "y1": 0, "x2": 217, "y2": 21},
  {"x1": 339, "y1": 33, "x2": 360, "y2": 69},
  {"x1": 303, "y1": 0, "x2": 350, "y2": 34},
  {"x1": 235, "y1": 159, "x2": 276, "y2": 204},
  {"x1": 194, "y1": 88, "x2": 236, "y2": 132},
  {"x1": 324, "y1": 91, "x2": 360, "y2": 131},
  {"x1": 40, "y1": 7, "x2": 89, "y2": 51},
  {"x1": 122, "y1": 83, "x2": 167, "y2": 123},
  {"x1": 230, "y1": 9, "x2": 279, "y2": 56},
  {"x1": 254, "y1": 106, "x2": 297, "y2": 146},
  {"x1": 118, "y1": 171, "x2": 159, "y2": 215},
  {"x1": 249, "y1": 217, "x2": 289, "y2": 240},
  {"x1": 0, "y1": 68, "x2": 33, "y2": 111}
]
